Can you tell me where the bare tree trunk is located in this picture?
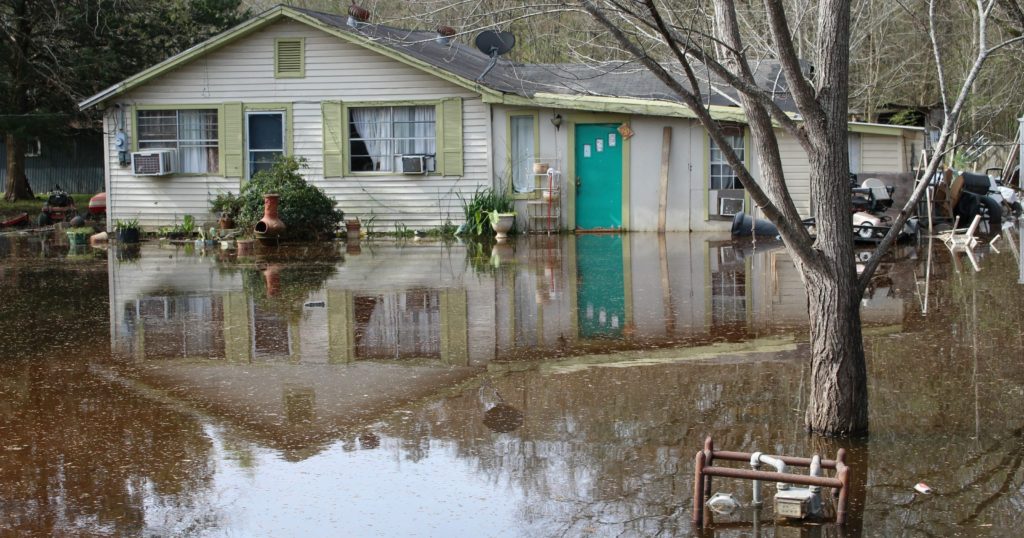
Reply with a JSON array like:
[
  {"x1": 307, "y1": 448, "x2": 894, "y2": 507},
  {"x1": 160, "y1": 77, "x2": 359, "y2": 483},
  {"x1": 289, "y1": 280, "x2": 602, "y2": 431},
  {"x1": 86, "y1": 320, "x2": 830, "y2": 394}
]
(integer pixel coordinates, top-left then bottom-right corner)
[
  {"x1": 4, "y1": 133, "x2": 33, "y2": 202},
  {"x1": 805, "y1": 270, "x2": 868, "y2": 434}
]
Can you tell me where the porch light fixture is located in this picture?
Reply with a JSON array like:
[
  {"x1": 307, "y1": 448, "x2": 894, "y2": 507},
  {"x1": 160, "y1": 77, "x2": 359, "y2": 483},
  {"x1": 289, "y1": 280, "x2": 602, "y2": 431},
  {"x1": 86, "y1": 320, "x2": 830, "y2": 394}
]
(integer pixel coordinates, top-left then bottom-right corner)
[{"x1": 550, "y1": 113, "x2": 562, "y2": 129}]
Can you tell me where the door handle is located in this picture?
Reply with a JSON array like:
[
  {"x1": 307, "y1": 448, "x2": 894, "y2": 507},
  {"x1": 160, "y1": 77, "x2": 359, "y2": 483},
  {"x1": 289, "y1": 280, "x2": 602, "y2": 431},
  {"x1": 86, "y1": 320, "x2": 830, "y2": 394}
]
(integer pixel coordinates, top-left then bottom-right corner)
[{"x1": 576, "y1": 176, "x2": 582, "y2": 191}]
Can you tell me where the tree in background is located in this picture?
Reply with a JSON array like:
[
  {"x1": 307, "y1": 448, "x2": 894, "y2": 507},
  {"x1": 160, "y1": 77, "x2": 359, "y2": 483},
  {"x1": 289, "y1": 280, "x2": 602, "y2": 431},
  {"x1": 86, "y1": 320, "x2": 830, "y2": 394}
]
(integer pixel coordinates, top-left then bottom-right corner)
[{"x1": 1, "y1": 0, "x2": 249, "y2": 201}]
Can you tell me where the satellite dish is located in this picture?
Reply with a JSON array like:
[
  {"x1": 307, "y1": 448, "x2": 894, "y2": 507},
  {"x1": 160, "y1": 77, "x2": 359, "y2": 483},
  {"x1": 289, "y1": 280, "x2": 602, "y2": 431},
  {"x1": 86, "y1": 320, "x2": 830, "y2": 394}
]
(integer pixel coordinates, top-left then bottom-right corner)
[
  {"x1": 474, "y1": 30, "x2": 515, "y2": 57},
  {"x1": 474, "y1": 30, "x2": 516, "y2": 83}
]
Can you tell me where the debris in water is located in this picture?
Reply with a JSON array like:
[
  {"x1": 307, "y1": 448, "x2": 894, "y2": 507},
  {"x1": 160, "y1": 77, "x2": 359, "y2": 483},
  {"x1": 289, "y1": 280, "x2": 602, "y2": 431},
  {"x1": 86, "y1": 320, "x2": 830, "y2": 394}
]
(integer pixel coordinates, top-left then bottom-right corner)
[
  {"x1": 706, "y1": 492, "x2": 741, "y2": 515},
  {"x1": 914, "y1": 482, "x2": 932, "y2": 494}
]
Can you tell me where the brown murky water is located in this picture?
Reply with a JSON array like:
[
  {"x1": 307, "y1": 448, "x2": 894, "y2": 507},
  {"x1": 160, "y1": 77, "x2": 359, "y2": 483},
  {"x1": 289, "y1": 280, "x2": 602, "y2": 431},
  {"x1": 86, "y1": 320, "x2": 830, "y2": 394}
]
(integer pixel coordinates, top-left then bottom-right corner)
[{"x1": 1, "y1": 229, "x2": 1023, "y2": 536}]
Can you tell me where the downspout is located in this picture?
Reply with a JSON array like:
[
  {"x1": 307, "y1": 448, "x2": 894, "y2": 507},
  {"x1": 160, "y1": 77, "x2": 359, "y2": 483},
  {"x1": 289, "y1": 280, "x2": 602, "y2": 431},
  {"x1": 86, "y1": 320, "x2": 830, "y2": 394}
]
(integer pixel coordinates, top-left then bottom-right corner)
[{"x1": 749, "y1": 451, "x2": 789, "y2": 506}]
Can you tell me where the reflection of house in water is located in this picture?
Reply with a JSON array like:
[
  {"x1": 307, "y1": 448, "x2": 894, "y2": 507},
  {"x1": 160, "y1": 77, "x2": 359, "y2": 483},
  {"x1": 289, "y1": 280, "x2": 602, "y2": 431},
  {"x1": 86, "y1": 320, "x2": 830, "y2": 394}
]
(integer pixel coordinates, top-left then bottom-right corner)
[{"x1": 106, "y1": 235, "x2": 911, "y2": 458}]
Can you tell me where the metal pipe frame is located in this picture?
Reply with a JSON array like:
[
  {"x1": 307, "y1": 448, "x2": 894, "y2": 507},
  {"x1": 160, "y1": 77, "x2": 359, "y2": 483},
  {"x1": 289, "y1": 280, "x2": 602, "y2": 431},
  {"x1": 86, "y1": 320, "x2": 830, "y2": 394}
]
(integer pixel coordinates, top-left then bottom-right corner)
[{"x1": 692, "y1": 436, "x2": 850, "y2": 529}]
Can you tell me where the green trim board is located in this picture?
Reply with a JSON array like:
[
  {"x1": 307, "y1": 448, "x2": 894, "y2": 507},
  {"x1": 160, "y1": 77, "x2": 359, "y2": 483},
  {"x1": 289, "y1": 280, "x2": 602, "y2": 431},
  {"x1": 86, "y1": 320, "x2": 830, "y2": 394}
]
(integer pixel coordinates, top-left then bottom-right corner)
[
  {"x1": 274, "y1": 37, "x2": 305, "y2": 78},
  {"x1": 504, "y1": 109, "x2": 540, "y2": 200},
  {"x1": 565, "y1": 112, "x2": 631, "y2": 230}
]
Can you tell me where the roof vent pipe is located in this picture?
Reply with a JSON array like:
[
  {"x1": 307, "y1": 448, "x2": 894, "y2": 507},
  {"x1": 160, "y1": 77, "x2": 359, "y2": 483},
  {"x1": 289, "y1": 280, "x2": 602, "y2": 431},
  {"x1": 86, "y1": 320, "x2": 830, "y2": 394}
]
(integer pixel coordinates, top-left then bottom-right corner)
[
  {"x1": 347, "y1": 4, "x2": 370, "y2": 28},
  {"x1": 436, "y1": 25, "x2": 456, "y2": 46}
]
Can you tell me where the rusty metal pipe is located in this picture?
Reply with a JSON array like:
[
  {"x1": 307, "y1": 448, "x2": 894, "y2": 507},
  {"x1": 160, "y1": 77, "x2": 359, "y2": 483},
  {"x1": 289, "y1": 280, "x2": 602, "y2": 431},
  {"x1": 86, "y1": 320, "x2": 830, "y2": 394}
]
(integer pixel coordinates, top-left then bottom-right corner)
[
  {"x1": 693, "y1": 451, "x2": 706, "y2": 528},
  {"x1": 836, "y1": 464, "x2": 850, "y2": 525},
  {"x1": 702, "y1": 466, "x2": 844, "y2": 489},
  {"x1": 703, "y1": 437, "x2": 714, "y2": 497}
]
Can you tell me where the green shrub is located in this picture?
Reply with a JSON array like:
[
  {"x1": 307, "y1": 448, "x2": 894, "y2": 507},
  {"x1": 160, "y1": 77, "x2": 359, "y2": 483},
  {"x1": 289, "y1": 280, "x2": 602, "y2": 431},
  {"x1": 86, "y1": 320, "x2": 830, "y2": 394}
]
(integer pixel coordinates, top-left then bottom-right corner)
[{"x1": 236, "y1": 156, "x2": 344, "y2": 241}]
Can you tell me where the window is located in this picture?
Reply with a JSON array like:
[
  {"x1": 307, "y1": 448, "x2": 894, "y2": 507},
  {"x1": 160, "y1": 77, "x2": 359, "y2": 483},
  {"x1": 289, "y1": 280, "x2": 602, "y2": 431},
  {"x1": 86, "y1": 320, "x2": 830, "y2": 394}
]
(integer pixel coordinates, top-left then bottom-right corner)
[
  {"x1": 348, "y1": 105, "x2": 436, "y2": 172},
  {"x1": 137, "y1": 109, "x2": 219, "y2": 173},
  {"x1": 709, "y1": 127, "x2": 744, "y2": 190},
  {"x1": 510, "y1": 115, "x2": 536, "y2": 193},
  {"x1": 247, "y1": 111, "x2": 285, "y2": 179}
]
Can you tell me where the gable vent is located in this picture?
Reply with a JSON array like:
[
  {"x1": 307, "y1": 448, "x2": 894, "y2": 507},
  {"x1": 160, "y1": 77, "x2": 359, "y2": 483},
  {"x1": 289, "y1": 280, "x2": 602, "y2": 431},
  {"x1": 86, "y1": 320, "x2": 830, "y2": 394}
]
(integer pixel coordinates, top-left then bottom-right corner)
[{"x1": 275, "y1": 39, "x2": 304, "y2": 78}]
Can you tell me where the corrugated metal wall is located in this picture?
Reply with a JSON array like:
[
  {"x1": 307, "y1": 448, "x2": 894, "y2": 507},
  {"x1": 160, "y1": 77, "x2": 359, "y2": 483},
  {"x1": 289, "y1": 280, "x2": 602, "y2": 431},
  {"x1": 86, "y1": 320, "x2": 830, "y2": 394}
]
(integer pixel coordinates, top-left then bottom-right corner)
[{"x1": 0, "y1": 133, "x2": 104, "y2": 194}]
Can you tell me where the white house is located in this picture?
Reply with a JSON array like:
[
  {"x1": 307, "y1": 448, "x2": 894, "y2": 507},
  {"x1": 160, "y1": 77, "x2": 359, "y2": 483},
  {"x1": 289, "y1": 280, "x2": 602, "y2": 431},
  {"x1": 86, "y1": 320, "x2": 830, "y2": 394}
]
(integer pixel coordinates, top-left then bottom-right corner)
[{"x1": 80, "y1": 5, "x2": 923, "y2": 233}]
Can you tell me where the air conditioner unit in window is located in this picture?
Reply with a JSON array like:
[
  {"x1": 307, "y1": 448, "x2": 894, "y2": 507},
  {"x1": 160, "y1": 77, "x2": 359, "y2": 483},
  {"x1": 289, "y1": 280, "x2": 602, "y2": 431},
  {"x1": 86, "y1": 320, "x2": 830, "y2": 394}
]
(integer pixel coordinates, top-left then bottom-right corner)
[
  {"x1": 399, "y1": 155, "x2": 426, "y2": 175},
  {"x1": 131, "y1": 150, "x2": 177, "y2": 176},
  {"x1": 719, "y1": 197, "x2": 745, "y2": 217}
]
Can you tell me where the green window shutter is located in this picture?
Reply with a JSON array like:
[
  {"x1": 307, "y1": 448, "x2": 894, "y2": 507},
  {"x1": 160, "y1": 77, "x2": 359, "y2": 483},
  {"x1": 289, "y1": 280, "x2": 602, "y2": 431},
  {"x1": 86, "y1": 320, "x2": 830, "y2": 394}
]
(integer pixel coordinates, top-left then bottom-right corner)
[
  {"x1": 322, "y1": 101, "x2": 344, "y2": 177},
  {"x1": 275, "y1": 38, "x2": 304, "y2": 78},
  {"x1": 223, "y1": 102, "x2": 243, "y2": 179},
  {"x1": 439, "y1": 97, "x2": 463, "y2": 176}
]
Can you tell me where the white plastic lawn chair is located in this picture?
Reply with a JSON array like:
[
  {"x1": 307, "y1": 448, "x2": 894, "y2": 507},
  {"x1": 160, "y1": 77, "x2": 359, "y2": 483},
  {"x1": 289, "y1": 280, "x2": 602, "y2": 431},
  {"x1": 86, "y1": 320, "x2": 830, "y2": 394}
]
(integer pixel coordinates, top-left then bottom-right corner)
[{"x1": 943, "y1": 214, "x2": 982, "y2": 249}]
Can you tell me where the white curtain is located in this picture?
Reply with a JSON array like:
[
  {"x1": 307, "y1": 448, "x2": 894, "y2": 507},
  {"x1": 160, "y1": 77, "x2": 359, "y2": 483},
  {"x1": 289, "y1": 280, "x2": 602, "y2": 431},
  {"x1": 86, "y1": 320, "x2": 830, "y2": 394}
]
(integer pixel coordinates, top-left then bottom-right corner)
[
  {"x1": 178, "y1": 111, "x2": 206, "y2": 173},
  {"x1": 412, "y1": 106, "x2": 436, "y2": 154},
  {"x1": 352, "y1": 107, "x2": 391, "y2": 171},
  {"x1": 510, "y1": 116, "x2": 535, "y2": 193}
]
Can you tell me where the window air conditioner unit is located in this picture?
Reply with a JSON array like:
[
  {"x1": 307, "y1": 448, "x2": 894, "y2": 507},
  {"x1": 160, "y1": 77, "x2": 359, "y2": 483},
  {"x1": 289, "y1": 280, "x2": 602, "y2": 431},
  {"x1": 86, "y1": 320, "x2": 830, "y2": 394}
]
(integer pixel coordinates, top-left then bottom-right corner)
[
  {"x1": 399, "y1": 155, "x2": 426, "y2": 175},
  {"x1": 131, "y1": 150, "x2": 177, "y2": 176},
  {"x1": 719, "y1": 197, "x2": 744, "y2": 217}
]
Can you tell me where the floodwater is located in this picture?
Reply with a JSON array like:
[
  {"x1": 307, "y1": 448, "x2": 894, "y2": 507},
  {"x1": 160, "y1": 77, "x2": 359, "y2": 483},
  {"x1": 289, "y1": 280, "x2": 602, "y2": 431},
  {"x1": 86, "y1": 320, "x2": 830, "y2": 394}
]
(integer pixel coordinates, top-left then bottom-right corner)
[{"x1": 1, "y1": 229, "x2": 1023, "y2": 537}]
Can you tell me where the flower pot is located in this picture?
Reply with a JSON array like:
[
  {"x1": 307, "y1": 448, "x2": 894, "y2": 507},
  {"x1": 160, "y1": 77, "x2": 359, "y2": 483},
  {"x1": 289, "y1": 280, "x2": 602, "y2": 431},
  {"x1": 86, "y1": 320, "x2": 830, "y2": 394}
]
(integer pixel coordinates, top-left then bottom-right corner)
[
  {"x1": 255, "y1": 193, "x2": 285, "y2": 239},
  {"x1": 490, "y1": 212, "x2": 516, "y2": 240},
  {"x1": 218, "y1": 214, "x2": 235, "y2": 230},
  {"x1": 117, "y1": 228, "x2": 140, "y2": 244},
  {"x1": 66, "y1": 231, "x2": 90, "y2": 246},
  {"x1": 345, "y1": 219, "x2": 361, "y2": 238},
  {"x1": 532, "y1": 163, "x2": 549, "y2": 174},
  {"x1": 236, "y1": 239, "x2": 254, "y2": 256}
]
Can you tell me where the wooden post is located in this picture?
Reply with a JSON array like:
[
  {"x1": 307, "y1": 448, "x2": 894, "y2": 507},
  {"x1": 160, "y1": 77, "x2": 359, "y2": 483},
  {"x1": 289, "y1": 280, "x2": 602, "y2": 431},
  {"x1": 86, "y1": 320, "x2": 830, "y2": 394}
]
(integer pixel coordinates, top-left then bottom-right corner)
[
  {"x1": 658, "y1": 127, "x2": 672, "y2": 233},
  {"x1": 692, "y1": 450, "x2": 706, "y2": 528},
  {"x1": 836, "y1": 448, "x2": 849, "y2": 525}
]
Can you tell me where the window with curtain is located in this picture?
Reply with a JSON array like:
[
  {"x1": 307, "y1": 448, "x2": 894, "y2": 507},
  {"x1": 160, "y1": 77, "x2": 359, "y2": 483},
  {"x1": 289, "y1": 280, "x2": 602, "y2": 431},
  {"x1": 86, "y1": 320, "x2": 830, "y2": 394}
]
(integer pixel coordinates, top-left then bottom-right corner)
[
  {"x1": 137, "y1": 109, "x2": 219, "y2": 174},
  {"x1": 349, "y1": 105, "x2": 435, "y2": 172},
  {"x1": 510, "y1": 115, "x2": 535, "y2": 193},
  {"x1": 709, "y1": 126, "x2": 744, "y2": 190}
]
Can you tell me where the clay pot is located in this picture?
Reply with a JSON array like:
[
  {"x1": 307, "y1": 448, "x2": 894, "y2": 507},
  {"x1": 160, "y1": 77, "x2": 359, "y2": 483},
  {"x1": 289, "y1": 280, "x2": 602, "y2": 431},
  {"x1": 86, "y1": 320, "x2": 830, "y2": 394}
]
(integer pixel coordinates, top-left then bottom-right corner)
[
  {"x1": 345, "y1": 219, "x2": 361, "y2": 238},
  {"x1": 218, "y1": 214, "x2": 234, "y2": 230},
  {"x1": 255, "y1": 194, "x2": 285, "y2": 239},
  {"x1": 263, "y1": 263, "x2": 282, "y2": 297},
  {"x1": 236, "y1": 239, "x2": 254, "y2": 256}
]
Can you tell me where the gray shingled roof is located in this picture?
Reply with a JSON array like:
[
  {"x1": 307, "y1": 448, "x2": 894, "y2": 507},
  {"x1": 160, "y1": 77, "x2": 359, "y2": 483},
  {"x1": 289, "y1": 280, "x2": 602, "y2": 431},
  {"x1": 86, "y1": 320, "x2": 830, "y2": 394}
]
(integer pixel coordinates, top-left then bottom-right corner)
[{"x1": 294, "y1": 6, "x2": 800, "y2": 112}]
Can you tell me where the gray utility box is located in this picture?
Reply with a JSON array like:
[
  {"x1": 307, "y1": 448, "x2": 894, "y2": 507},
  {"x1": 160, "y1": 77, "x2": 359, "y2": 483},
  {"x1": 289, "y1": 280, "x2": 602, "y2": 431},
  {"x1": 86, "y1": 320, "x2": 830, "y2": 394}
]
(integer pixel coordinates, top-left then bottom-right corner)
[{"x1": 774, "y1": 487, "x2": 822, "y2": 519}]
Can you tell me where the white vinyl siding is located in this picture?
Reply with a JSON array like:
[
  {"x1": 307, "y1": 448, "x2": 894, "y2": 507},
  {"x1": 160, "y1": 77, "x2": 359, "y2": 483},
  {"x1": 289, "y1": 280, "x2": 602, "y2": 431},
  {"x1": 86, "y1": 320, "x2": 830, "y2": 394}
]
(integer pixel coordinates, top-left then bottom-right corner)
[
  {"x1": 106, "y1": 19, "x2": 488, "y2": 230},
  {"x1": 861, "y1": 133, "x2": 904, "y2": 172},
  {"x1": 775, "y1": 129, "x2": 812, "y2": 217}
]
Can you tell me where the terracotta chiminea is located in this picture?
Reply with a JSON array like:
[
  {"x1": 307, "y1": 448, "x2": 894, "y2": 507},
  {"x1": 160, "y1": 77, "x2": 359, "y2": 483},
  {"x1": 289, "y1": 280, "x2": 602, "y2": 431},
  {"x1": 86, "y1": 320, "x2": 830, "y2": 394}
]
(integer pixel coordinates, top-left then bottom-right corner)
[{"x1": 255, "y1": 193, "x2": 285, "y2": 239}]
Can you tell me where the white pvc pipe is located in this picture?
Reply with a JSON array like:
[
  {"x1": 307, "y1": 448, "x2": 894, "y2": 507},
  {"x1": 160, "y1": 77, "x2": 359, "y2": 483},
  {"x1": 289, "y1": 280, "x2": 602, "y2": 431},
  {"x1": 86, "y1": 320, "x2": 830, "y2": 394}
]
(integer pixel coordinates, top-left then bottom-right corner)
[{"x1": 750, "y1": 452, "x2": 790, "y2": 506}]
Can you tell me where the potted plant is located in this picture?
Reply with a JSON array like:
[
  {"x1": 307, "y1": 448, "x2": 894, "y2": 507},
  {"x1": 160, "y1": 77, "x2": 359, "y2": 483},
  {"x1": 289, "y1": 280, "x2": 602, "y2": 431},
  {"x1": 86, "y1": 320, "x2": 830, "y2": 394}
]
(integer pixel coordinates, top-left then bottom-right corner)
[
  {"x1": 114, "y1": 218, "x2": 141, "y2": 244},
  {"x1": 210, "y1": 191, "x2": 242, "y2": 230},
  {"x1": 460, "y1": 185, "x2": 515, "y2": 236}
]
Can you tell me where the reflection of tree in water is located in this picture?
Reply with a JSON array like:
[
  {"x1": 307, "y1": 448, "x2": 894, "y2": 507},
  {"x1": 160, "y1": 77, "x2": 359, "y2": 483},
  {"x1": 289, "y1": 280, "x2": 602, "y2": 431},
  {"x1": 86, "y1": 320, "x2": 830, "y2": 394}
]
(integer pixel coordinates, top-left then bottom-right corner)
[{"x1": 0, "y1": 360, "x2": 217, "y2": 535}]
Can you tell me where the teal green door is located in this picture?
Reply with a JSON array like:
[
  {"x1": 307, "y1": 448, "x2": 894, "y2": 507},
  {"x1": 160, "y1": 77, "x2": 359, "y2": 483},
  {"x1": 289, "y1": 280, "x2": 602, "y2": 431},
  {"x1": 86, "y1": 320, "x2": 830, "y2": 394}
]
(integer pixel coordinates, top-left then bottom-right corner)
[
  {"x1": 576, "y1": 234, "x2": 625, "y2": 339},
  {"x1": 575, "y1": 123, "x2": 622, "y2": 229}
]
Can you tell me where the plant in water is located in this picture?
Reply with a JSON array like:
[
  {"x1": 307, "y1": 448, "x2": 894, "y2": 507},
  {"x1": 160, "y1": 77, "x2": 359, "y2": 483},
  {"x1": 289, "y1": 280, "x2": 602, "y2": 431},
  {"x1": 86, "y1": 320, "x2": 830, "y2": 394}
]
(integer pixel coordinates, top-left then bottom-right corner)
[
  {"x1": 113, "y1": 217, "x2": 139, "y2": 231},
  {"x1": 392, "y1": 222, "x2": 414, "y2": 238},
  {"x1": 180, "y1": 214, "x2": 196, "y2": 236},
  {"x1": 460, "y1": 185, "x2": 514, "y2": 236},
  {"x1": 236, "y1": 156, "x2": 344, "y2": 241}
]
